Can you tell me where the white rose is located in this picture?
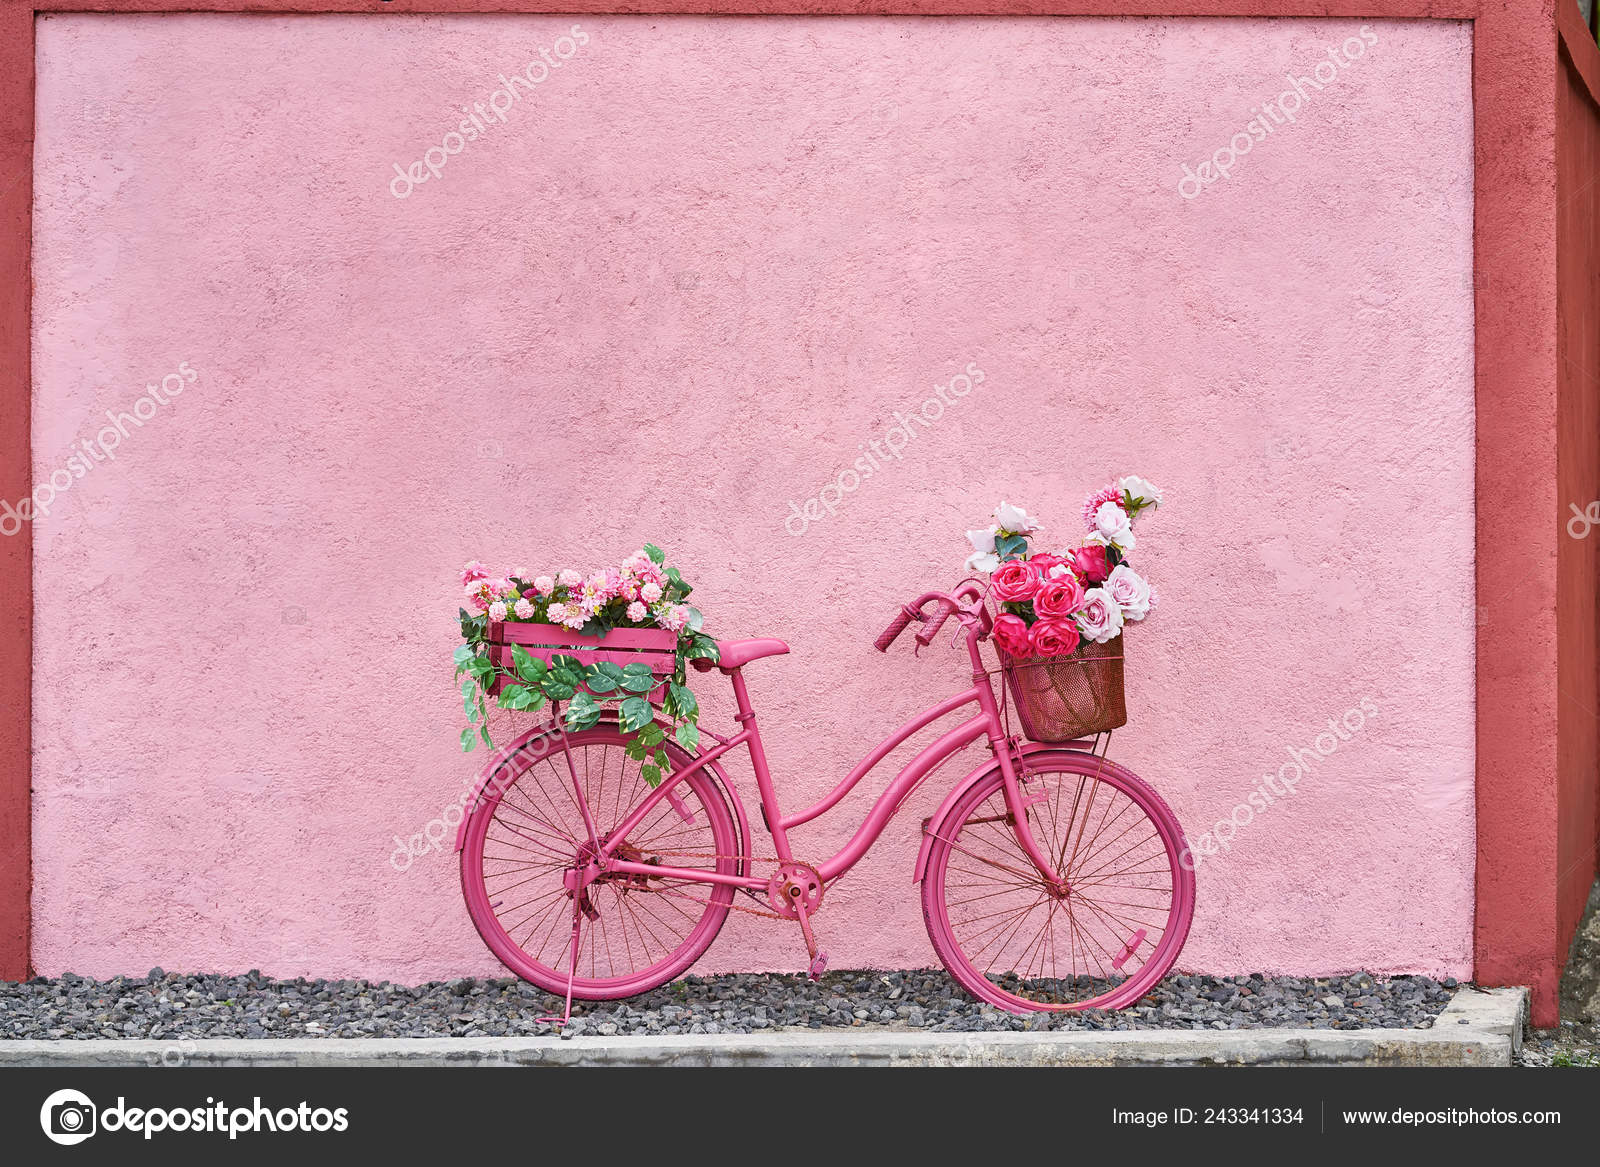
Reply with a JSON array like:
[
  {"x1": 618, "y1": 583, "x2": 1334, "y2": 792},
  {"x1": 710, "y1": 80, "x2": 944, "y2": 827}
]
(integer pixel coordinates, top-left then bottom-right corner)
[
  {"x1": 1090, "y1": 501, "x2": 1136, "y2": 552},
  {"x1": 1074, "y1": 587, "x2": 1125, "y2": 643},
  {"x1": 1106, "y1": 564, "x2": 1152, "y2": 621},
  {"x1": 993, "y1": 500, "x2": 1040, "y2": 535},
  {"x1": 1118, "y1": 475, "x2": 1163, "y2": 509},
  {"x1": 965, "y1": 525, "x2": 1000, "y2": 574}
]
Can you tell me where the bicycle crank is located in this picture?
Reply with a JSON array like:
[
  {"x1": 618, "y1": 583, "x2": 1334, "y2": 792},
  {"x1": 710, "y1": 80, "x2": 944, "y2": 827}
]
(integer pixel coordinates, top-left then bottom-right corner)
[{"x1": 766, "y1": 862, "x2": 829, "y2": 980}]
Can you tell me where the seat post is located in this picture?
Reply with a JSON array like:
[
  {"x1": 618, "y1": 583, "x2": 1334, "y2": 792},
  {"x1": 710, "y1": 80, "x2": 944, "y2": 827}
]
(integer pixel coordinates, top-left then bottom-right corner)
[{"x1": 726, "y1": 667, "x2": 793, "y2": 858}]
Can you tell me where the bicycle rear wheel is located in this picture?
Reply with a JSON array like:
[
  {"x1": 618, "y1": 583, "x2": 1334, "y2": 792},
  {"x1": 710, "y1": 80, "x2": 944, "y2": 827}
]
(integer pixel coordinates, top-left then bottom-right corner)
[
  {"x1": 460, "y1": 723, "x2": 738, "y2": 1000},
  {"x1": 921, "y1": 750, "x2": 1193, "y2": 1012}
]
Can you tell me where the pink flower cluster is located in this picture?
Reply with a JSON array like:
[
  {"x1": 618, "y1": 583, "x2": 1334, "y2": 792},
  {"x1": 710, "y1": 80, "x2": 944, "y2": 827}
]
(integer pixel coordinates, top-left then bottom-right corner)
[
  {"x1": 458, "y1": 553, "x2": 690, "y2": 634},
  {"x1": 961, "y1": 481, "x2": 1163, "y2": 659}
]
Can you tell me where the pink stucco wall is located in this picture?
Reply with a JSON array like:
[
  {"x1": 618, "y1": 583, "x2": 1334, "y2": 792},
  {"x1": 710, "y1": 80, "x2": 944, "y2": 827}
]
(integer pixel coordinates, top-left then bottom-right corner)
[{"x1": 29, "y1": 14, "x2": 1475, "y2": 982}]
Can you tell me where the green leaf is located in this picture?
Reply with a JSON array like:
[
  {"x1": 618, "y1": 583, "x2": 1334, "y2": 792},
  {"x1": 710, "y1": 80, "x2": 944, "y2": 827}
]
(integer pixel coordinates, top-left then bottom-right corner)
[
  {"x1": 542, "y1": 680, "x2": 575, "y2": 702},
  {"x1": 668, "y1": 681, "x2": 698, "y2": 719},
  {"x1": 637, "y1": 722, "x2": 665, "y2": 748},
  {"x1": 565, "y1": 691, "x2": 604, "y2": 731},
  {"x1": 454, "y1": 644, "x2": 473, "y2": 667},
  {"x1": 461, "y1": 728, "x2": 477, "y2": 752},
  {"x1": 653, "y1": 748, "x2": 669, "y2": 770},
  {"x1": 643, "y1": 543, "x2": 666, "y2": 565},
  {"x1": 620, "y1": 672, "x2": 657, "y2": 694},
  {"x1": 583, "y1": 662, "x2": 620, "y2": 694},
  {"x1": 480, "y1": 725, "x2": 493, "y2": 748},
  {"x1": 641, "y1": 763, "x2": 662, "y2": 786},
  {"x1": 620, "y1": 696, "x2": 653, "y2": 732},
  {"x1": 509, "y1": 644, "x2": 536, "y2": 673},
  {"x1": 685, "y1": 606, "x2": 704, "y2": 633},
  {"x1": 674, "y1": 720, "x2": 700, "y2": 752},
  {"x1": 995, "y1": 533, "x2": 1028, "y2": 561},
  {"x1": 625, "y1": 740, "x2": 648, "y2": 762}
]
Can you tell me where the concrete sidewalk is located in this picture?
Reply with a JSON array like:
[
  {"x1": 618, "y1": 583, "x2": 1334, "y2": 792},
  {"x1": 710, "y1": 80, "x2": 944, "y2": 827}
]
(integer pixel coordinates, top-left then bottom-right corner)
[{"x1": 0, "y1": 987, "x2": 1526, "y2": 1068}]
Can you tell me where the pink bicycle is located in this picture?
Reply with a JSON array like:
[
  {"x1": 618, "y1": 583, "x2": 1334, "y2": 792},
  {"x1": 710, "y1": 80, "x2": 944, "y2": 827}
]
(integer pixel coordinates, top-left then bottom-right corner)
[{"x1": 456, "y1": 582, "x2": 1194, "y2": 1015}]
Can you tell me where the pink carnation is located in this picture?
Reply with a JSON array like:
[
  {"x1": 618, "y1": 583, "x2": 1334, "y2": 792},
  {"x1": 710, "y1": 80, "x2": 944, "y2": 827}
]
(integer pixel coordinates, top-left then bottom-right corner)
[
  {"x1": 532, "y1": 575, "x2": 554, "y2": 595},
  {"x1": 513, "y1": 598, "x2": 534, "y2": 620},
  {"x1": 660, "y1": 604, "x2": 690, "y2": 632},
  {"x1": 626, "y1": 601, "x2": 648, "y2": 622},
  {"x1": 641, "y1": 581, "x2": 663, "y2": 603},
  {"x1": 557, "y1": 569, "x2": 583, "y2": 589},
  {"x1": 459, "y1": 561, "x2": 490, "y2": 587},
  {"x1": 487, "y1": 600, "x2": 508, "y2": 621},
  {"x1": 1081, "y1": 484, "x2": 1124, "y2": 528},
  {"x1": 464, "y1": 580, "x2": 493, "y2": 612},
  {"x1": 488, "y1": 578, "x2": 514, "y2": 598}
]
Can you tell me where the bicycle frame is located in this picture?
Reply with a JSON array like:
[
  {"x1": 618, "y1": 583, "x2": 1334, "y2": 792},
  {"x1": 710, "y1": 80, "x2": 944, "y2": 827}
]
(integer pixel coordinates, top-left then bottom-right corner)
[{"x1": 592, "y1": 592, "x2": 1069, "y2": 892}]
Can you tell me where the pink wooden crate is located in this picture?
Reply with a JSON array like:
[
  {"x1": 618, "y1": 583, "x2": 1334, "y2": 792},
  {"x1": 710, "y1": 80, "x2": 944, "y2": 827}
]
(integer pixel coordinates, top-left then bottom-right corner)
[{"x1": 485, "y1": 622, "x2": 675, "y2": 702}]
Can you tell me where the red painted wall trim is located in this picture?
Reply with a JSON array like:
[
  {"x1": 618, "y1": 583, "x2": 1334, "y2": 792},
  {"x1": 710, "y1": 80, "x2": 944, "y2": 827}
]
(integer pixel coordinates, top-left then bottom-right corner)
[
  {"x1": 0, "y1": 2, "x2": 1572, "y2": 1022},
  {"x1": 0, "y1": 3, "x2": 34, "y2": 982}
]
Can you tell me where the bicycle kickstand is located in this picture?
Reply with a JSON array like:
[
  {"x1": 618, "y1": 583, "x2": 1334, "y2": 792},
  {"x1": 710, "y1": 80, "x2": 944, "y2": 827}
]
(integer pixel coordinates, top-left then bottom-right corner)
[{"x1": 538, "y1": 899, "x2": 583, "y2": 1027}]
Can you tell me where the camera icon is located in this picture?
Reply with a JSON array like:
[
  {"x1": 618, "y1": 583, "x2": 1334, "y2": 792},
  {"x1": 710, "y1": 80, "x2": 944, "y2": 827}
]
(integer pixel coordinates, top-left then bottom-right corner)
[{"x1": 40, "y1": 1089, "x2": 96, "y2": 1145}]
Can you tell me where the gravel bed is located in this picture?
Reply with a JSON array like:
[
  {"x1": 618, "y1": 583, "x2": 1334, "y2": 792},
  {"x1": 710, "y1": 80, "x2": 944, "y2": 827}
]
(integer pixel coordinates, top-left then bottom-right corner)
[{"x1": 0, "y1": 968, "x2": 1456, "y2": 1041}]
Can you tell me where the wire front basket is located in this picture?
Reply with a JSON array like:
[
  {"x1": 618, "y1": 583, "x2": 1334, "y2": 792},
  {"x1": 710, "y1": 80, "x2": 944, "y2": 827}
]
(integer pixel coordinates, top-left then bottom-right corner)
[{"x1": 999, "y1": 633, "x2": 1127, "y2": 742}]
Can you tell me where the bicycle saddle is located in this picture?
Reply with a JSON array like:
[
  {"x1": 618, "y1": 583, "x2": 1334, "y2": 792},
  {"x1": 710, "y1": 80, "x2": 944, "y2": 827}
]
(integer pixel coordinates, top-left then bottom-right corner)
[{"x1": 692, "y1": 637, "x2": 790, "y2": 673}]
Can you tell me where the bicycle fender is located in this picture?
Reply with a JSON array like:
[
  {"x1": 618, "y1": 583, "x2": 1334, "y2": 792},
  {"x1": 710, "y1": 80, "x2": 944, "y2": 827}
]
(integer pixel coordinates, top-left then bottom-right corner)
[{"x1": 912, "y1": 742, "x2": 1091, "y2": 882}]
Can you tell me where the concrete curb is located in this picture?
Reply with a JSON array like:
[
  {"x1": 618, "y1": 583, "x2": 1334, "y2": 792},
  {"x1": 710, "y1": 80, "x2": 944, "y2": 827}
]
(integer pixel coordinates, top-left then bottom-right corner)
[{"x1": 0, "y1": 987, "x2": 1528, "y2": 1068}]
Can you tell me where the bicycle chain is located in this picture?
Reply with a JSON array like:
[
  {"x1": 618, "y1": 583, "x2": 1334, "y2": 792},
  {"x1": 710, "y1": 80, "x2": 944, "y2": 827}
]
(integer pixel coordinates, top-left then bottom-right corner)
[{"x1": 624, "y1": 848, "x2": 829, "y2": 922}]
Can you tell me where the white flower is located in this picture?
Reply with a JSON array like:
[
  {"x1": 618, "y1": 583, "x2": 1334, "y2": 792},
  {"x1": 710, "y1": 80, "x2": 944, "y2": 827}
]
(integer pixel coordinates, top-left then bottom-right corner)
[
  {"x1": 1105, "y1": 564, "x2": 1152, "y2": 621},
  {"x1": 1074, "y1": 587, "x2": 1125, "y2": 643},
  {"x1": 1118, "y1": 475, "x2": 1163, "y2": 509},
  {"x1": 993, "y1": 500, "x2": 1040, "y2": 535},
  {"x1": 1087, "y1": 501, "x2": 1136, "y2": 552},
  {"x1": 965, "y1": 525, "x2": 1000, "y2": 573}
]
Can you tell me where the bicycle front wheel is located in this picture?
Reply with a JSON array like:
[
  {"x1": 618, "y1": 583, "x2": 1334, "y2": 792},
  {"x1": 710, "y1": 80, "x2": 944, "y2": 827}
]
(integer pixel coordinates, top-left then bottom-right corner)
[
  {"x1": 921, "y1": 750, "x2": 1194, "y2": 1012},
  {"x1": 460, "y1": 724, "x2": 738, "y2": 1000}
]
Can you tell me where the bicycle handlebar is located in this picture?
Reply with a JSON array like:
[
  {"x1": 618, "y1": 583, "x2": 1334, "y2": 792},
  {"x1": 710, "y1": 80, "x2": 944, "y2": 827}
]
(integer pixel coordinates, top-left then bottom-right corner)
[
  {"x1": 874, "y1": 605, "x2": 920, "y2": 652},
  {"x1": 876, "y1": 584, "x2": 991, "y2": 653}
]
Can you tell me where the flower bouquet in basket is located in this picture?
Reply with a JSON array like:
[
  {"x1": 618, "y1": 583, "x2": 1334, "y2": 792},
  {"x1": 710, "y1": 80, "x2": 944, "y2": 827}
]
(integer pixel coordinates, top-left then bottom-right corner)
[
  {"x1": 964, "y1": 478, "x2": 1162, "y2": 741},
  {"x1": 453, "y1": 545, "x2": 719, "y2": 785}
]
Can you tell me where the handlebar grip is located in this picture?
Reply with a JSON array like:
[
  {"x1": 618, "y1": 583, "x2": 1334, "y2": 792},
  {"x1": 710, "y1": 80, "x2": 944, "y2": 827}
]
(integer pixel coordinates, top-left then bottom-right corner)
[
  {"x1": 915, "y1": 600, "x2": 956, "y2": 647},
  {"x1": 875, "y1": 607, "x2": 917, "y2": 652}
]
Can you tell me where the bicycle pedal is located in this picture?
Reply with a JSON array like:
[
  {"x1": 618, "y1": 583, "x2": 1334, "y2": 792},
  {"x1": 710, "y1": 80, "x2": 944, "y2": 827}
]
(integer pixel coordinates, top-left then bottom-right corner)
[{"x1": 808, "y1": 952, "x2": 829, "y2": 981}]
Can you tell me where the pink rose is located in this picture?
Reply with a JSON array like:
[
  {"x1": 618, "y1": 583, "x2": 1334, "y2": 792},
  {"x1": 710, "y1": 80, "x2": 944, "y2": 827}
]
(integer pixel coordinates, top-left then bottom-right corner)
[
  {"x1": 992, "y1": 613, "x2": 1032, "y2": 657},
  {"x1": 1030, "y1": 618, "x2": 1081, "y2": 657},
  {"x1": 991, "y1": 559, "x2": 1041, "y2": 603},
  {"x1": 1034, "y1": 574, "x2": 1085, "y2": 619},
  {"x1": 1068, "y1": 544, "x2": 1111, "y2": 584},
  {"x1": 459, "y1": 561, "x2": 490, "y2": 587}
]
